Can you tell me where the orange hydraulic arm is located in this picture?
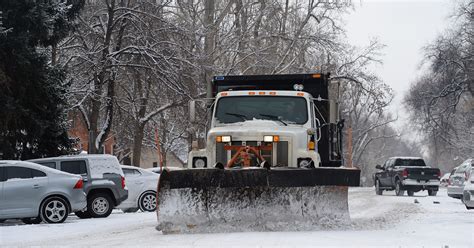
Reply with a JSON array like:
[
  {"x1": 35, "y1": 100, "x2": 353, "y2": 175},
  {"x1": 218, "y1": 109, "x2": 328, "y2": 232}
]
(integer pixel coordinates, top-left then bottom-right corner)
[{"x1": 224, "y1": 145, "x2": 271, "y2": 168}]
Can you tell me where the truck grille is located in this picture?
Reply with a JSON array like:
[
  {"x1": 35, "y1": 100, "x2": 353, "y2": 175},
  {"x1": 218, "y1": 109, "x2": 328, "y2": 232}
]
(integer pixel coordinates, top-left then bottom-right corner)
[{"x1": 216, "y1": 141, "x2": 289, "y2": 167}]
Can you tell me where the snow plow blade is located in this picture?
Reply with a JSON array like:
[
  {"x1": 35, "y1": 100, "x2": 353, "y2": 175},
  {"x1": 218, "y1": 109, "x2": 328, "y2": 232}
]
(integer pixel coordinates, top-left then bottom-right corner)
[{"x1": 156, "y1": 167, "x2": 360, "y2": 234}]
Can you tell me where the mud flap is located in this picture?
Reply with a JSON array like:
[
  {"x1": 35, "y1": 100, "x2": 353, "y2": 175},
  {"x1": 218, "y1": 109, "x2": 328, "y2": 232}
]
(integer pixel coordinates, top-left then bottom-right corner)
[{"x1": 156, "y1": 168, "x2": 360, "y2": 234}]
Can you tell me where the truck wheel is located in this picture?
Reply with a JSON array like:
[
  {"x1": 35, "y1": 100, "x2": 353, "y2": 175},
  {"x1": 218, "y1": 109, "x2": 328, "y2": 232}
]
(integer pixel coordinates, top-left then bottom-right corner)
[
  {"x1": 407, "y1": 191, "x2": 414, "y2": 196},
  {"x1": 75, "y1": 210, "x2": 92, "y2": 219},
  {"x1": 375, "y1": 180, "x2": 383, "y2": 195},
  {"x1": 88, "y1": 193, "x2": 113, "y2": 218},
  {"x1": 395, "y1": 180, "x2": 405, "y2": 196},
  {"x1": 40, "y1": 197, "x2": 69, "y2": 223},
  {"x1": 139, "y1": 192, "x2": 157, "y2": 212},
  {"x1": 428, "y1": 190, "x2": 437, "y2": 196}
]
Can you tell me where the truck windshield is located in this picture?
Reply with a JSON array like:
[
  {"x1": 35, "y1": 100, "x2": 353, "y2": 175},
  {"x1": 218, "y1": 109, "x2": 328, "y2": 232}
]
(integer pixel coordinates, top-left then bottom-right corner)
[{"x1": 214, "y1": 96, "x2": 308, "y2": 125}]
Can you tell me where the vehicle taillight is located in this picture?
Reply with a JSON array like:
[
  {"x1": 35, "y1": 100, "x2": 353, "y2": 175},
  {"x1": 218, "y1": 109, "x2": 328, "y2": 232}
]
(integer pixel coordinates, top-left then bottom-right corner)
[
  {"x1": 121, "y1": 176, "x2": 126, "y2": 189},
  {"x1": 73, "y1": 179, "x2": 83, "y2": 189},
  {"x1": 402, "y1": 169, "x2": 408, "y2": 177},
  {"x1": 437, "y1": 171, "x2": 441, "y2": 178}
]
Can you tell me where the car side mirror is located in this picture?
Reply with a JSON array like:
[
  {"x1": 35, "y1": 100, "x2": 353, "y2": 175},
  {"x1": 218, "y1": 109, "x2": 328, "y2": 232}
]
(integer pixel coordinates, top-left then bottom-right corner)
[
  {"x1": 189, "y1": 100, "x2": 196, "y2": 124},
  {"x1": 375, "y1": 164, "x2": 383, "y2": 170}
]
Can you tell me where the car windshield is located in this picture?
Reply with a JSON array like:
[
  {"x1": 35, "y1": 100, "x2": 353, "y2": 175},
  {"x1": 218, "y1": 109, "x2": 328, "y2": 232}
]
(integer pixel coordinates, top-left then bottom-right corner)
[
  {"x1": 394, "y1": 159, "x2": 426, "y2": 167},
  {"x1": 214, "y1": 96, "x2": 308, "y2": 125}
]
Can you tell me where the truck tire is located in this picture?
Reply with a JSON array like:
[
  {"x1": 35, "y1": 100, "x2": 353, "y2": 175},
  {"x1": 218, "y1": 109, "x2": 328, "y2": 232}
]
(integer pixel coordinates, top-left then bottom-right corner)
[
  {"x1": 88, "y1": 193, "x2": 113, "y2": 218},
  {"x1": 407, "y1": 190, "x2": 414, "y2": 196},
  {"x1": 375, "y1": 180, "x2": 383, "y2": 195},
  {"x1": 395, "y1": 180, "x2": 405, "y2": 196},
  {"x1": 428, "y1": 190, "x2": 437, "y2": 196}
]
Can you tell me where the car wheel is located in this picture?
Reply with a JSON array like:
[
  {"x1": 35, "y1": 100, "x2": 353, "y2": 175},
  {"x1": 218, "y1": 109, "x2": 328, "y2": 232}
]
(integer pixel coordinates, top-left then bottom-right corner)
[
  {"x1": 407, "y1": 190, "x2": 414, "y2": 196},
  {"x1": 395, "y1": 180, "x2": 405, "y2": 196},
  {"x1": 428, "y1": 190, "x2": 437, "y2": 196},
  {"x1": 88, "y1": 193, "x2": 113, "y2": 218},
  {"x1": 139, "y1": 192, "x2": 157, "y2": 212},
  {"x1": 40, "y1": 197, "x2": 69, "y2": 224},
  {"x1": 74, "y1": 210, "x2": 92, "y2": 219},
  {"x1": 122, "y1": 208, "x2": 139, "y2": 213},
  {"x1": 375, "y1": 180, "x2": 383, "y2": 195},
  {"x1": 21, "y1": 217, "x2": 42, "y2": 224}
]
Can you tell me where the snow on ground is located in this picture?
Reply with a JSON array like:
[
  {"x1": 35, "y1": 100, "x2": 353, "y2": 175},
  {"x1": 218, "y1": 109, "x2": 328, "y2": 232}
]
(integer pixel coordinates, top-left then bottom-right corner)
[{"x1": 1, "y1": 187, "x2": 473, "y2": 247}]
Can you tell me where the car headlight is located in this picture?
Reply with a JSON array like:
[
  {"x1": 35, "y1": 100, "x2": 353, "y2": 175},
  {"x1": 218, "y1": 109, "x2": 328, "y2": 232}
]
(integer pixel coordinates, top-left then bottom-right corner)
[{"x1": 193, "y1": 157, "x2": 207, "y2": 168}]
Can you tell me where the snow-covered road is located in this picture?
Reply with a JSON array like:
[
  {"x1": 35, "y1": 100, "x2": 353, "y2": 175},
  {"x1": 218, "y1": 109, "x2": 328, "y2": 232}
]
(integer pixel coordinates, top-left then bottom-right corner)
[{"x1": 1, "y1": 187, "x2": 473, "y2": 247}]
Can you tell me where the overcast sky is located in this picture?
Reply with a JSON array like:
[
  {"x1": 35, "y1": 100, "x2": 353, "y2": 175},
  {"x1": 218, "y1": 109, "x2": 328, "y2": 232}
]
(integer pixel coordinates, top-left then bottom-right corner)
[{"x1": 343, "y1": 0, "x2": 454, "y2": 135}]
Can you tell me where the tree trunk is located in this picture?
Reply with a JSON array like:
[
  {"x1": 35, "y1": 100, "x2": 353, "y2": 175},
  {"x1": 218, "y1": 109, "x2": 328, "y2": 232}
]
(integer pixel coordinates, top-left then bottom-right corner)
[
  {"x1": 203, "y1": 0, "x2": 215, "y2": 99},
  {"x1": 132, "y1": 122, "x2": 145, "y2": 166}
]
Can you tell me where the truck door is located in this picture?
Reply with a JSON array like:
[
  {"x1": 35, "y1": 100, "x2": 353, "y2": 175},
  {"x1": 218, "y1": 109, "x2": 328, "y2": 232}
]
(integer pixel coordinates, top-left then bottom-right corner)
[
  {"x1": 387, "y1": 159, "x2": 398, "y2": 186},
  {"x1": 379, "y1": 159, "x2": 392, "y2": 186}
]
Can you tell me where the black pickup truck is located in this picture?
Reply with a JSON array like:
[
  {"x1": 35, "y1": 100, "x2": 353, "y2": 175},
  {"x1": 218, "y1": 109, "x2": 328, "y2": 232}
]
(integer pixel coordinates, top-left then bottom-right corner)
[{"x1": 373, "y1": 157, "x2": 441, "y2": 196}]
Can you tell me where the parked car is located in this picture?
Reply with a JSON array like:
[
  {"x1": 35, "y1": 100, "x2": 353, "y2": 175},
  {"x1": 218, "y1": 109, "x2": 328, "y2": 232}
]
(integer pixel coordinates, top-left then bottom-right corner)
[
  {"x1": 462, "y1": 169, "x2": 474, "y2": 210},
  {"x1": 447, "y1": 159, "x2": 473, "y2": 199},
  {"x1": 29, "y1": 155, "x2": 128, "y2": 218},
  {"x1": 0, "y1": 160, "x2": 86, "y2": 224},
  {"x1": 117, "y1": 165, "x2": 159, "y2": 213},
  {"x1": 373, "y1": 157, "x2": 440, "y2": 196}
]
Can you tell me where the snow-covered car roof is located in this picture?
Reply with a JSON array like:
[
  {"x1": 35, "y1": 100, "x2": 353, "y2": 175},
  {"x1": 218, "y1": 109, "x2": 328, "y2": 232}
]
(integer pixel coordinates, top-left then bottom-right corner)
[{"x1": 30, "y1": 154, "x2": 117, "y2": 161}]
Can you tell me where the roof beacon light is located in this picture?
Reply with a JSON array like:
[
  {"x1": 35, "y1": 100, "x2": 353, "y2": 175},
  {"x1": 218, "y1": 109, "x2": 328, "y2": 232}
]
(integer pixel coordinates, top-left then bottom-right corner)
[{"x1": 293, "y1": 84, "x2": 304, "y2": 91}]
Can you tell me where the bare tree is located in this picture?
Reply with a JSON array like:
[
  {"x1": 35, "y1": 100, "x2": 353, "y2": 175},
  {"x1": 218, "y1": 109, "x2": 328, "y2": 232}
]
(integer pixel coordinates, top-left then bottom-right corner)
[{"x1": 405, "y1": 1, "x2": 473, "y2": 169}]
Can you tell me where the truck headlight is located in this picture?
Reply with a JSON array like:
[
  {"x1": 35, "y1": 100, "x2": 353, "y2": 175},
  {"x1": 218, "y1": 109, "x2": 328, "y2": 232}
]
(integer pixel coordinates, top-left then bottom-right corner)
[
  {"x1": 263, "y1": 135, "x2": 279, "y2": 142},
  {"x1": 193, "y1": 157, "x2": 207, "y2": 168},
  {"x1": 216, "y1": 136, "x2": 232, "y2": 143}
]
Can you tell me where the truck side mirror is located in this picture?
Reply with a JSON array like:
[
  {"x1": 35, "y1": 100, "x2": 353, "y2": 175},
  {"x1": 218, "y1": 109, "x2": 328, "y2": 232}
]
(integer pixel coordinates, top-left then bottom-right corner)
[
  {"x1": 189, "y1": 100, "x2": 196, "y2": 123},
  {"x1": 375, "y1": 164, "x2": 383, "y2": 170}
]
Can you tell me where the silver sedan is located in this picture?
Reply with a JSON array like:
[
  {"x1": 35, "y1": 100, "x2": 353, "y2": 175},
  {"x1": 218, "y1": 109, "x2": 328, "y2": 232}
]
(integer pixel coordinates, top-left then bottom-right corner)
[
  {"x1": 0, "y1": 161, "x2": 87, "y2": 224},
  {"x1": 117, "y1": 165, "x2": 159, "y2": 212}
]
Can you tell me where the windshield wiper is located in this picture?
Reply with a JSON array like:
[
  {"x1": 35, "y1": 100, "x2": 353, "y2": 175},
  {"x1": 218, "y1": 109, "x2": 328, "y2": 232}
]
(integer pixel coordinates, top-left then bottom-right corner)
[
  {"x1": 259, "y1": 114, "x2": 287, "y2": 126},
  {"x1": 225, "y1": 112, "x2": 247, "y2": 121}
]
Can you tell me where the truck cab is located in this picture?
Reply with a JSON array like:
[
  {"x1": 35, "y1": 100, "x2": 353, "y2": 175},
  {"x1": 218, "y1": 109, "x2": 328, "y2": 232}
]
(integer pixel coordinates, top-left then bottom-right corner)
[{"x1": 188, "y1": 73, "x2": 343, "y2": 169}]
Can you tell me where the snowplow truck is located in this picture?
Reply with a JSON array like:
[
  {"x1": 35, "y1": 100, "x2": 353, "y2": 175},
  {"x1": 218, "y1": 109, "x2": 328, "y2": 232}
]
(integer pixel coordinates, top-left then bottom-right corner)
[{"x1": 156, "y1": 73, "x2": 360, "y2": 234}]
